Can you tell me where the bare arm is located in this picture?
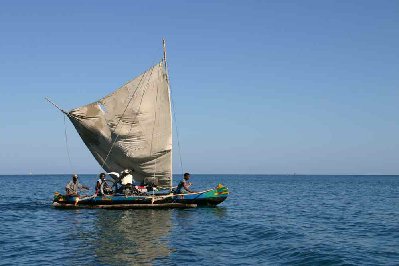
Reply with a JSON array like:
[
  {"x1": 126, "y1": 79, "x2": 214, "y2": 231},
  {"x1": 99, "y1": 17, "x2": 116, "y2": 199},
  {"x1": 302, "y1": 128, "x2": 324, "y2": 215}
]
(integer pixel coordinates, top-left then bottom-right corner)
[
  {"x1": 183, "y1": 182, "x2": 193, "y2": 193},
  {"x1": 78, "y1": 183, "x2": 89, "y2": 190},
  {"x1": 96, "y1": 181, "x2": 101, "y2": 190},
  {"x1": 65, "y1": 183, "x2": 72, "y2": 195}
]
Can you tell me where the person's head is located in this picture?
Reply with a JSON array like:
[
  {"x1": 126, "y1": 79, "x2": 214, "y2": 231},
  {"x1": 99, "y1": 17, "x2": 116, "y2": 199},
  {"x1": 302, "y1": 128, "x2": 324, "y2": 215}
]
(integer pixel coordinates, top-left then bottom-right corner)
[
  {"x1": 99, "y1": 173, "x2": 106, "y2": 180},
  {"x1": 72, "y1": 174, "x2": 78, "y2": 183},
  {"x1": 121, "y1": 169, "x2": 130, "y2": 176},
  {"x1": 184, "y1": 173, "x2": 190, "y2": 180}
]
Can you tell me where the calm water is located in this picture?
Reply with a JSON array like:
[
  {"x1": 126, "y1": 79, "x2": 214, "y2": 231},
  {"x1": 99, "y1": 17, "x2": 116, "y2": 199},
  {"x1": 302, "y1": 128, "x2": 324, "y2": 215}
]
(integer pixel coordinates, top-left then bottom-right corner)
[{"x1": 0, "y1": 175, "x2": 398, "y2": 265}]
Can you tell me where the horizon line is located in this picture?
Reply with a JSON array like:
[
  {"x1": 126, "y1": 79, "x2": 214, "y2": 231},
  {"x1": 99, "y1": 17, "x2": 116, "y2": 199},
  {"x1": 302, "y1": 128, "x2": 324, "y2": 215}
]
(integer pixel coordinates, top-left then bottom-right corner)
[{"x1": 1, "y1": 173, "x2": 398, "y2": 176}]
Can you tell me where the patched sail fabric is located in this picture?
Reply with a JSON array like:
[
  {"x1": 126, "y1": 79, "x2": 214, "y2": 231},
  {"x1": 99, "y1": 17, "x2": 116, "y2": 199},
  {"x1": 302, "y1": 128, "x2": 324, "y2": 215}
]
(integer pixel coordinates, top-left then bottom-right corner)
[{"x1": 68, "y1": 61, "x2": 172, "y2": 187}]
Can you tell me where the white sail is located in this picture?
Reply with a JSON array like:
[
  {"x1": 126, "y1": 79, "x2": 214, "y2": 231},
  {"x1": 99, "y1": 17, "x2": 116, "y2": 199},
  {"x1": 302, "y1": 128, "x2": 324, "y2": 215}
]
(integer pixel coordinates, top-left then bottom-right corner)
[{"x1": 67, "y1": 61, "x2": 172, "y2": 187}]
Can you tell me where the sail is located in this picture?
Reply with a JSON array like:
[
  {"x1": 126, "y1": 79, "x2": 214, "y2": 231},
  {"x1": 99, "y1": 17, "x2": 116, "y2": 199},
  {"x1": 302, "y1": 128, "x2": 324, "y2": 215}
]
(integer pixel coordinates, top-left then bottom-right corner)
[{"x1": 67, "y1": 61, "x2": 172, "y2": 187}]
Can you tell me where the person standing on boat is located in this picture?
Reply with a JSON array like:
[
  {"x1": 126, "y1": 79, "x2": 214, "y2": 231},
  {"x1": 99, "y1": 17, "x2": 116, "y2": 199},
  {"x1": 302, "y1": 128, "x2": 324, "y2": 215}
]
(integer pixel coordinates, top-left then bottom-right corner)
[
  {"x1": 175, "y1": 173, "x2": 194, "y2": 194},
  {"x1": 65, "y1": 174, "x2": 89, "y2": 196}
]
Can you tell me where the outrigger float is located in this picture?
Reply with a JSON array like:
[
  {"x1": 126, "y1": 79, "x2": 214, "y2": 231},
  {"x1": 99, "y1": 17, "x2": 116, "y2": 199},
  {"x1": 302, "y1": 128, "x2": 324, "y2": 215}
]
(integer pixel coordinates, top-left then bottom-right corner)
[{"x1": 48, "y1": 40, "x2": 229, "y2": 209}]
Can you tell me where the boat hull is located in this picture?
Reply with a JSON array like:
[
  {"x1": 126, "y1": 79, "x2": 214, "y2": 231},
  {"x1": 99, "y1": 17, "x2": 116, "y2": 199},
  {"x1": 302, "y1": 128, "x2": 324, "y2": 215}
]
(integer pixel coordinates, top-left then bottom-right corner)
[{"x1": 53, "y1": 184, "x2": 228, "y2": 209}]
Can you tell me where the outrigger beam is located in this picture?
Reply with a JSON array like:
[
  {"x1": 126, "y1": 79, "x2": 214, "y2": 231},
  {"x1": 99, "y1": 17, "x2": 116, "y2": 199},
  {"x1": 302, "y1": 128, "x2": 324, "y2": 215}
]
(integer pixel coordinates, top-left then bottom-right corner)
[{"x1": 53, "y1": 202, "x2": 197, "y2": 209}]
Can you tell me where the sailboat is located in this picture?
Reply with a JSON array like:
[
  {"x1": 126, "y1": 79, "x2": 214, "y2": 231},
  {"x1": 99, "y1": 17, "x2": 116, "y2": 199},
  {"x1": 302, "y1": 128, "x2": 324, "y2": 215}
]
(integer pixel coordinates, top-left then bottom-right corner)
[{"x1": 49, "y1": 40, "x2": 228, "y2": 209}]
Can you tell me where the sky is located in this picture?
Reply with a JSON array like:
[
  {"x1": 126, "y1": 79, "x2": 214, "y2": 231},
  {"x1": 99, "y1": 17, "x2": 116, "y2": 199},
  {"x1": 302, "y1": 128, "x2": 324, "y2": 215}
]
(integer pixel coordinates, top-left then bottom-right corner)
[{"x1": 0, "y1": 0, "x2": 398, "y2": 175}]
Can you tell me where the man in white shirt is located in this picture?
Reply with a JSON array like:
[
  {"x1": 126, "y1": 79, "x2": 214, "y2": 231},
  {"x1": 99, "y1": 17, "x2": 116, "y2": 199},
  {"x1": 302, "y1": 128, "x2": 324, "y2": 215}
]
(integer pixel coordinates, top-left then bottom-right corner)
[
  {"x1": 120, "y1": 169, "x2": 133, "y2": 186},
  {"x1": 108, "y1": 169, "x2": 134, "y2": 194}
]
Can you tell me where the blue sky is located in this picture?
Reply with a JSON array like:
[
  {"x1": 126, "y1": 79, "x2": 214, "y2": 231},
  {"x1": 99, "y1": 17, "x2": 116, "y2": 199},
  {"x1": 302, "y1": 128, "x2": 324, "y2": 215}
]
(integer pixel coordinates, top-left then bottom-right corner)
[{"x1": 0, "y1": 1, "x2": 398, "y2": 175}]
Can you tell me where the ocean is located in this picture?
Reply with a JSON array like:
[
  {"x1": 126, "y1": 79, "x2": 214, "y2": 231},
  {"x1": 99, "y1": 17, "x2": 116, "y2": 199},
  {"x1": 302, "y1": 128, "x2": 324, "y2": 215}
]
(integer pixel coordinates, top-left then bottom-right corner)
[{"x1": 0, "y1": 175, "x2": 398, "y2": 265}]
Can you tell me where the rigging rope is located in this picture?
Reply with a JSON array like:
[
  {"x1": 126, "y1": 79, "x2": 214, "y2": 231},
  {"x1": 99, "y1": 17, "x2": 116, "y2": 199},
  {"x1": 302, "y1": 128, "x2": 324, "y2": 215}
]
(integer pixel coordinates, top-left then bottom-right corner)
[
  {"x1": 163, "y1": 51, "x2": 184, "y2": 177},
  {"x1": 170, "y1": 84, "x2": 184, "y2": 176},
  {"x1": 63, "y1": 115, "x2": 74, "y2": 173}
]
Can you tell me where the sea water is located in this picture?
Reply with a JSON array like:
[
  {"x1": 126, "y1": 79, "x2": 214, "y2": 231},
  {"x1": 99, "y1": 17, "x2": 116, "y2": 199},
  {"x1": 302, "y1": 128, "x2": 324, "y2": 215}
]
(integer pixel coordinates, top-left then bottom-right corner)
[{"x1": 0, "y1": 175, "x2": 398, "y2": 265}]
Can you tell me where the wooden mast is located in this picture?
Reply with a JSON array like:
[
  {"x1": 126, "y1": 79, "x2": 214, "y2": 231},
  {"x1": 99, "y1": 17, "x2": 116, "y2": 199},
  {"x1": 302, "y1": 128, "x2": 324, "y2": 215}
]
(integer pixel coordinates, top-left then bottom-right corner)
[
  {"x1": 162, "y1": 38, "x2": 167, "y2": 67},
  {"x1": 162, "y1": 38, "x2": 173, "y2": 191}
]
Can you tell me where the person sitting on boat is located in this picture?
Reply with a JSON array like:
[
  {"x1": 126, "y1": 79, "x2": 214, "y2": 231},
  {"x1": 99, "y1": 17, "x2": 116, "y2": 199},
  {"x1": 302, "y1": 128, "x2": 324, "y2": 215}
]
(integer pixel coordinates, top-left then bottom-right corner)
[
  {"x1": 174, "y1": 173, "x2": 194, "y2": 194},
  {"x1": 65, "y1": 174, "x2": 89, "y2": 196},
  {"x1": 95, "y1": 172, "x2": 107, "y2": 195}
]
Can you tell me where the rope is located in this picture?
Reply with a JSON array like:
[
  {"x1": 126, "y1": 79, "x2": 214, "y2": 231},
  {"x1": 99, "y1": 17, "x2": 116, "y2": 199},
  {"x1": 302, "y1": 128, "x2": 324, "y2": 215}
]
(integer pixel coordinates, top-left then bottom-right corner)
[
  {"x1": 171, "y1": 95, "x2": 184, "y2": 176},
  {"x1": 63, "y1": 115, "x2": 74, "y2": 173},
  {"x1": 101, "y1": 66, "x2": 154, "y2": 169},
  {"x1": 163, "y1": 53, "x2": 184, "y2": 176}
]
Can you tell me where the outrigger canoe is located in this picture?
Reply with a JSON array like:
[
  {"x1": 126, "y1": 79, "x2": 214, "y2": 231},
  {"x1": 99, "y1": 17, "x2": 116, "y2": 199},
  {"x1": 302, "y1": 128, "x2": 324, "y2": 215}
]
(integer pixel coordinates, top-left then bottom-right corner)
[{"x1": 53, "y1": 184, "x2": 229, "y2": 209}]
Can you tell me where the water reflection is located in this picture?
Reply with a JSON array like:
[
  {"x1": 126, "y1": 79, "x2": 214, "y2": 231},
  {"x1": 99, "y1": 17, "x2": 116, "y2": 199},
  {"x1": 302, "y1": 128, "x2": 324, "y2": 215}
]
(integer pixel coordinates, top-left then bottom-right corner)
[
  {"x1": 207, "y1": 207, "x2": 227, "y2": 219},
  {"x1": 175, "y1": 207, "x2": 227, "y2": 221},
  {"x1": 94, "y1": 209, "x2": 172, "y2": 265}
]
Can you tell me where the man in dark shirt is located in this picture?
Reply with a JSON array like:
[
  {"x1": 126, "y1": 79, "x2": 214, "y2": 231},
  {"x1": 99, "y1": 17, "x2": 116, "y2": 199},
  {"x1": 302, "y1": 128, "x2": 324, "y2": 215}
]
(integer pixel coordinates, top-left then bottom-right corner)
[{"x1": 175, "y1": 173, "x2": 194, "y2": 194}]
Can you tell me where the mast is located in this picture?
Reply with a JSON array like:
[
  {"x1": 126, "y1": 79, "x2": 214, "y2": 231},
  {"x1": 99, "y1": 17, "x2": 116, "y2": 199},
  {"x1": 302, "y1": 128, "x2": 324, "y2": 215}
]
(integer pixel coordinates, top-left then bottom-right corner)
[
  {"x1": 163, "y1": 38, "x2": 167, "y2": 69},
  {"x1": 162, "y1": 38, "x2": 169, "y2": 82},
  {"x1": 163, "y1": 38, "x2": 173, "y2": 190}
]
